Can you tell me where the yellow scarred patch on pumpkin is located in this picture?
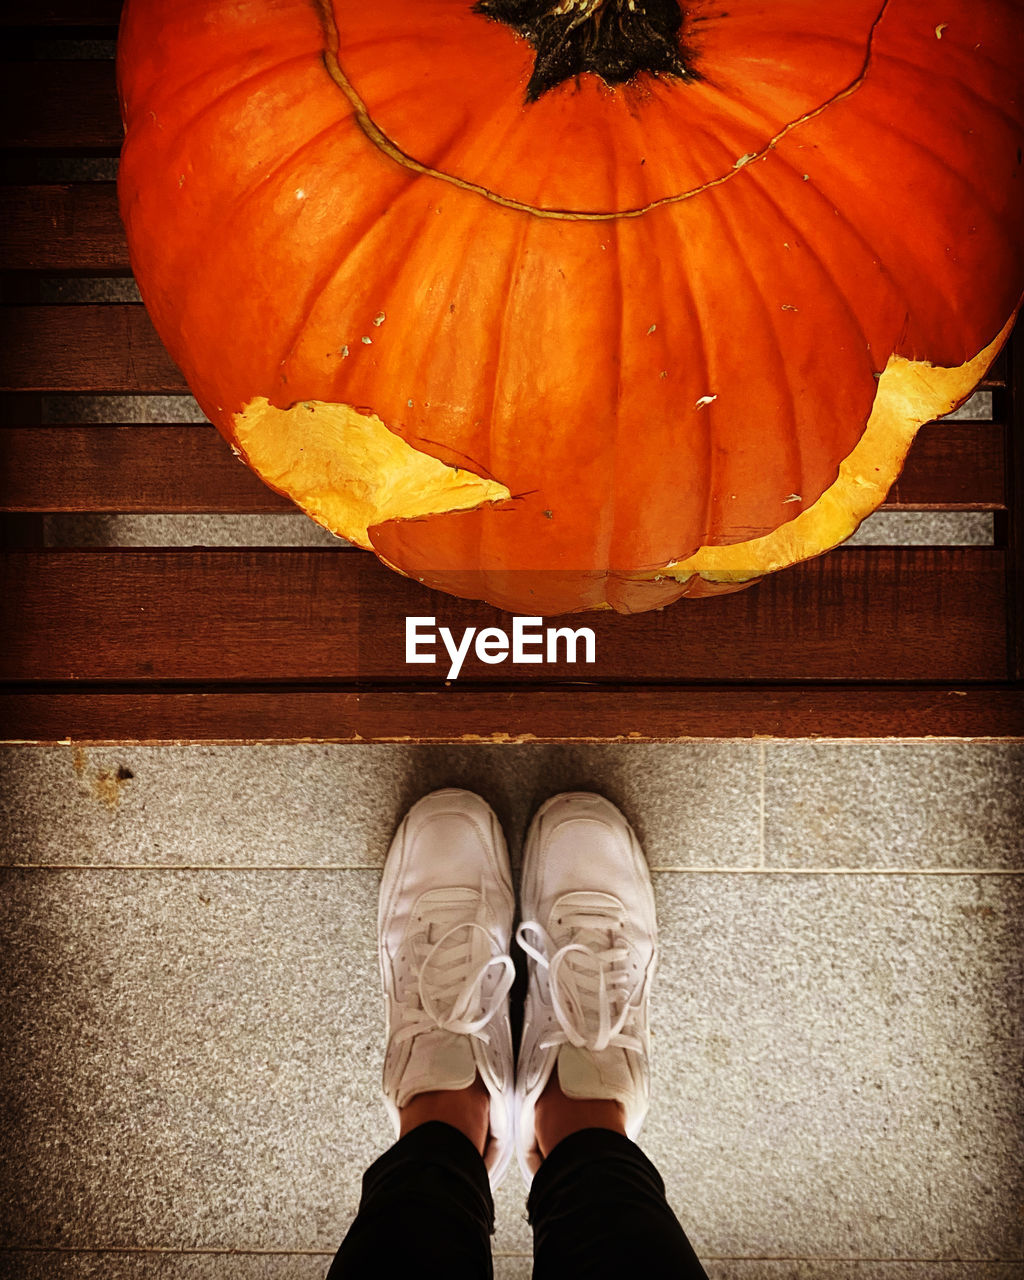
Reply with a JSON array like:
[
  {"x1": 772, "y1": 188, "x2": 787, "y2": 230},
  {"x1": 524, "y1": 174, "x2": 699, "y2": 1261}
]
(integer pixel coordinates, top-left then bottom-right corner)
[
  {"x1": 231, "y1": 396, "x2": 511, "y2": 547},
  {"x1": 659, "y1": 312, "x2": 1015, "y2": 585}
]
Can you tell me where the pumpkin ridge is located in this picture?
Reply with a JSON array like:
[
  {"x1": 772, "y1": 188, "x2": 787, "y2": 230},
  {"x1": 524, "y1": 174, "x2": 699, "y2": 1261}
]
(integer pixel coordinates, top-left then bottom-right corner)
[
  {"x1": 271, "y1": 162, "x2": 437, "y2": 379},
  {"x1": 652, "y1": 189, "x2": 714, "y2": 548},
  {"x1": 865, "y1": 110, "x2": 1021, "y2": 269},
  {"x1": 765, "y1": 148, "x2": 903, "y2": 320},
  {"x1": 873, "y1": 51, "x2": 1021, "y2": 133},
  {"x1": 659, "y1": 310, "x2": 1018, "y2": 584},
  {"x1": 603, "y1": 212, "x2": 626, "y2": 569},
  {"x1": 312, "y1": 0, "x2": 891, "y2": 221},
  {"x1": 737, "y1": 155, "x2": 883, "y2": 372},
  {"x1": 712, "y1": 175, "x2": 806, "y2": 526},
  {"x1": 764, "y1": 136, "x2": 981, "y2": 371},
  {"x1": 223, "y1": 117, "x2": 352, "y2": 225},
  {"x1": 472, "y1": 212, "x2": 537, "y2": 536},
  {"x1": 693, "y1": 173, "x2": 807, "y2": 544},
  {"x1": 151, "y1": 49, "x2": 320, "y2": 152},
  {"x1": 809, "y1": 109, "x2": 1018, "y2": 361}
]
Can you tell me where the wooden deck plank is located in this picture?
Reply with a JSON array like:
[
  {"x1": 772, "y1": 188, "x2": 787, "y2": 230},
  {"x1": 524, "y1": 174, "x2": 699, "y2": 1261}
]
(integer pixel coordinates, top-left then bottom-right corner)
[
  {"x1": 0, "y1": 421, "x2": 1007, "y2": 514},
  {"x1": 0, "y1": 2, "x2": 120, "y2": 24},
  {"x1": 2, "y1": 686, "x2": 1022, "y2": 744},
  {"x1": 0, "y1": 546, "x2": 1009, "y2": 684},
  {"x1": 0, "y1": 425, "x2": 290, "y2": 512},
  {"x1": 886, "y1": 422, "x2": 1005, "y2": 510},
  {"x1": 0, "y1": 307, "x2": 182, "y2": 393},
  {"x1": 0, "y1": 63, "x2": 121, "y2": 152},
  {"x1": 0, "y1": 184, "x2": 127, "y2": 273}
]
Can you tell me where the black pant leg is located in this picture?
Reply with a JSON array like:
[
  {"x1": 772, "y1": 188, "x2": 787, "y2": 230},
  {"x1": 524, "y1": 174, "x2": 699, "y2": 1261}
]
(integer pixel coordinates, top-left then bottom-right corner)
[
  {"x1": 527, "y1": 1128, "x2": 708, "y2": 1280},
  {"x1": 327, "y1": 1121, "x2": 495, "y2": 1279}
]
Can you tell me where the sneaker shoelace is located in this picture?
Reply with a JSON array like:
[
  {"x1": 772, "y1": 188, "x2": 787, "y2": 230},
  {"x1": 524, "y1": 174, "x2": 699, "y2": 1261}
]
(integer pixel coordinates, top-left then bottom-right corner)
[
  {"x1": 516, "y1": 896, "x2": 644, "y2": 1054},
  {"x1": 392, "y1": 899, "x2": 515, "y2": 1047}
]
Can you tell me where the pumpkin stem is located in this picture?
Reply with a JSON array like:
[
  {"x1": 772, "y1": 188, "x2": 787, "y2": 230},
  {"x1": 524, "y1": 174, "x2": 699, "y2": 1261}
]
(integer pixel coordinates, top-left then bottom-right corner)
[{"x1": 473, "y1": 0, "x2": 698, "y2": 101}]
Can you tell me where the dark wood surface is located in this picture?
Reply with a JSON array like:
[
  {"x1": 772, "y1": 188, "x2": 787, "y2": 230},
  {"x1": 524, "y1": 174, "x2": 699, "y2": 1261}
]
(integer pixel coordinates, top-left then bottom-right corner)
[
  {"x1": 1, "y1": 546, "x2": 1009, "y2": 684},
  {"x1": 0, "y1": 185, "x2": 128, "y2": 273},
  {"x1": 0, "y1": 63, "x2": 121, "y2": 153},
  {"x1": 0, "y1": 2, "x2": 121, "y2": 24},
  {"x1": 0, "y1": 306, "x2": 182, "y2": 393},
  {"x1": 2, "y1": 686, "x2": 1022, "y2": 744},
  {"x1": 0, "y1": 16, "x2": 1019, "y2": 742},
  {"x1": 885, "y1": 422, "x2": 1005, "y2": 510},
  {"x1": 0, "y1": 420, "x2": 1006, "y2": 514},
  {"x1": 0, "y1": 425, "x2": 293, "y2": 512}
]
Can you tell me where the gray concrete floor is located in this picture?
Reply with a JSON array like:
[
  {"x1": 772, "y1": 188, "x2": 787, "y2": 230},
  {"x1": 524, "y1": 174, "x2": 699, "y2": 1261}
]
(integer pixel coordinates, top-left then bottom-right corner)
[{"x1": 1, "y1": 741, "x2": 1022, "y2": 1278}]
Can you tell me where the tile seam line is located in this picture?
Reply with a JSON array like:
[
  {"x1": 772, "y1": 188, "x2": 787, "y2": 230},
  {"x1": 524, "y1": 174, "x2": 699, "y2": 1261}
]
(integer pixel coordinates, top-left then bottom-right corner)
[{"x1": 3, "y1": 863, "x2": 1023, "y2": 875}]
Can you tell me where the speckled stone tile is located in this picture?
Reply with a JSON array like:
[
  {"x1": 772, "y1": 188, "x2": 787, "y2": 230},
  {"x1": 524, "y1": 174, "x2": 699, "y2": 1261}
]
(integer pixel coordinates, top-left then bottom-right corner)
[
  {"x1": 40, "y1": 277, "x2": 141, "y2": 304},
  {"x1": 702, "y1": 1267, "x2": 1024, "y2": 1279},
  {"x1": 845, "y1": 511, "x2": 993, "y2": 546},
  {"x1": 41, "y1": 393, "x2": 205, "y2": 424},
  {"x1": 647, "y1": 873, "x2": 1024, "y2": 1263},
  {"x1": 0, "y1": 746, "x2": 406, "y2": 868},
  {"x1": 42, "y1": 514, "x2": 344, "y2": 548},
  {"x1": 0, "y1": 1255, "x2": 333, "y2": 1279},
  {"x1": 493, "y1": 1258, "x2": 533, "y2": 1280},
  {"x1": 0, "y1": 744, "x2": 761, "y2": 870},
  {"x1": 1, "y1": 1257, "x2": 1019, "y2": 1280},
  {"x1": 491, "y1": 1178, "x2": 531, "y2": 1260},
  {"x1": 0, "y1": 863, "x2": 532, "y2": 1267},
  {"x1": 943, "y1": 389, "x2": 993, "y2": 420},
  {"x1": 375, "y1": 743, "x2": 763, "y2": 870},
  {"x1": 4, "y1": 866, "x2": 1021, "y2": 1269},
  {"x1": 762, "y1": 742, "x2": 1024, "y2": 869},
  {"x1": 0, "y1": 870, "x2": 383, "y2": 1254}
]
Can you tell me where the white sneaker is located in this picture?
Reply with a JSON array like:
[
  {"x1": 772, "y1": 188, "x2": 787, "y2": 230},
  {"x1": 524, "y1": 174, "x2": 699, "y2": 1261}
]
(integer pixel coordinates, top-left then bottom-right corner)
[
  {"x1": 515, "y1": 792, "x2": 657, "y2": 1186},
  {"x1": 379, "y1": 788, "x2": 516, "y2": 1189}
]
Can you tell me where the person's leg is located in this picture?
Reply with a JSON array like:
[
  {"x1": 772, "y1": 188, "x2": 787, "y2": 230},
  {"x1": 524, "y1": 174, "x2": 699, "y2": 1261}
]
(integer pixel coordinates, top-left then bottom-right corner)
[
  {"x1": 527, "y1": 1082, "x2": 707, "y2": 1278},
  {"x1": 327, "y1": 790, "x2": 518, "y2": 1278},
  {"x1": 514, "y1": 793, "x2": 709, "y2": 1279},
  {"x1": 327, "y1": 1120, "x2": 494, "y2": 1278}
]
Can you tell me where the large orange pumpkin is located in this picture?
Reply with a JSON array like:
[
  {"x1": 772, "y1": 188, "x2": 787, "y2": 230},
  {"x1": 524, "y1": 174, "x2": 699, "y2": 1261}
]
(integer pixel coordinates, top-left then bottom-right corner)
[{"x1": 117, "y1": 0, "x2": 1024, "y2": 615}]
